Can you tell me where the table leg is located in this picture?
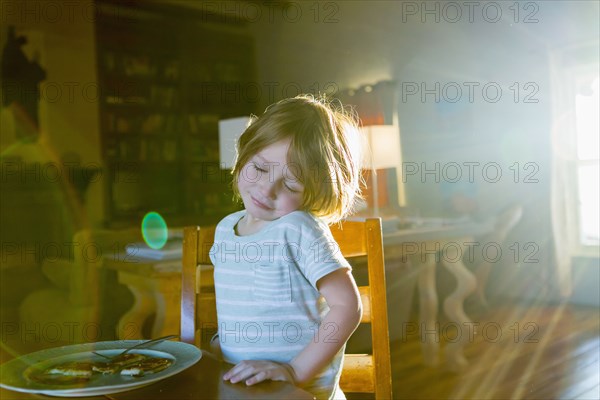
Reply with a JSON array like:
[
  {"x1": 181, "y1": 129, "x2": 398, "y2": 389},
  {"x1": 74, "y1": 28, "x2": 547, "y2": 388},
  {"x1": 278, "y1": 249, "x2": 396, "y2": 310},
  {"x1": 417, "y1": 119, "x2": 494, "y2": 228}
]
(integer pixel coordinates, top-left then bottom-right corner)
[
  {"x1": 415, "y1": 252, "x2": 439, "y2": 367},
  {"x1": 117, "y1": 272, "x2": 181, "y2": 339},
  {"x1": 474, "y1": 260, "x2": 492, "y2": 308},
  {"x1": 152, "y1": 279, "x2": 181, "y2": 338},
  {"x1": 441, "y1": 244, "x2": 477, "y2": 370},
  {"x1": 116, "y1": 277, "x2": 156, "y2": 339}
]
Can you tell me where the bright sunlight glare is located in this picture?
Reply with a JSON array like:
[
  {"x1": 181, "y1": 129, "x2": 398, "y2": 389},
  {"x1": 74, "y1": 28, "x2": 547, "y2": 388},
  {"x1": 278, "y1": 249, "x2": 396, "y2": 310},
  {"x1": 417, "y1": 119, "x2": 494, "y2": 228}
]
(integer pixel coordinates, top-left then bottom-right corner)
[{"x1": 575, "y1": 76, "x2": 599, "y2": 246}]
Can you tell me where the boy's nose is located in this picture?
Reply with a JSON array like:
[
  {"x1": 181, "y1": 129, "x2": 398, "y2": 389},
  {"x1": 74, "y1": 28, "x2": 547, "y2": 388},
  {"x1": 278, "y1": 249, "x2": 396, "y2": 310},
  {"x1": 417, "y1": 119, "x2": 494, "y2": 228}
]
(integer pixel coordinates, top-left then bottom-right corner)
[{"x1": 258, "y1": 179, "x2": 277, "y2": 200}]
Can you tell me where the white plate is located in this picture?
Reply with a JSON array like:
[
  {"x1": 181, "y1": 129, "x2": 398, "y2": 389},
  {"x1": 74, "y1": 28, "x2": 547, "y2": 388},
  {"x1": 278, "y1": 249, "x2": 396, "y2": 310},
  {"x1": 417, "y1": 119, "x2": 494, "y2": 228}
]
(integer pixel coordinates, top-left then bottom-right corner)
[{"x1": 0, "y1": 340, "x2": 201, "y2": 397}]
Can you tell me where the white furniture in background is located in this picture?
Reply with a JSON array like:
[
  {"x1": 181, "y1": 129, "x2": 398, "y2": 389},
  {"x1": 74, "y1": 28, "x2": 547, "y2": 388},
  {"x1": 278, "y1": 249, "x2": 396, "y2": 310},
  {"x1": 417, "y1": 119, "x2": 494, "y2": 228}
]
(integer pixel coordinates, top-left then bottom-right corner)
[{"x1": 383, "y1": 219, "x2": 494, "y2": 370}]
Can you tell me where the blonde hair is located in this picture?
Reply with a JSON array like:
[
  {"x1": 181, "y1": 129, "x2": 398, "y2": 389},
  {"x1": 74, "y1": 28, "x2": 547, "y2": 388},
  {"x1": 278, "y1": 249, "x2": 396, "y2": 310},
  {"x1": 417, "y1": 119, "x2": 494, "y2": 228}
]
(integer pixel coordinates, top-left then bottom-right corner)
[{"x1": 231, "y1": 94, "x2": 363, "y2": 223}]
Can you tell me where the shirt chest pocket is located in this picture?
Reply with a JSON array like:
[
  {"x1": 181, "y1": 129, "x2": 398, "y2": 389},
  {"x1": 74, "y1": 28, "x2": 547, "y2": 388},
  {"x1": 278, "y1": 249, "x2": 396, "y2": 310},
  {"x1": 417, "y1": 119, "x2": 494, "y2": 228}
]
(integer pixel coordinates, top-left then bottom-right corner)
[{"x1": 253, "y1": 263, "x2": 292, "y2": 303}]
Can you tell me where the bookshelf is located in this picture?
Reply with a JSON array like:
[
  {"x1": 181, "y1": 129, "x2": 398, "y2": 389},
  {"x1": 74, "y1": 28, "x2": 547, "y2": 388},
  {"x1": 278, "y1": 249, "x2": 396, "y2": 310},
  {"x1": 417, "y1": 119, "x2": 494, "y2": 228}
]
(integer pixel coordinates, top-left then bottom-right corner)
[{"x1": 95, "y1": 1, "x2": 255, "y2": 227}]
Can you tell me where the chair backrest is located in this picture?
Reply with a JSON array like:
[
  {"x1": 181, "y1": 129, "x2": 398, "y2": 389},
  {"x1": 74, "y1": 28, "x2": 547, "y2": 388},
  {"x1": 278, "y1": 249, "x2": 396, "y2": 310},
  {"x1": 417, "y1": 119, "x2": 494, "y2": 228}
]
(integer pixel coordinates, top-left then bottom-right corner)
[
  {"x1": 180, "y1": 225, "x2": 217, "y2": 348},
  {"x1": 180, "y1": 218, "x2": 392, "y2": 399},
  {"x1": 329, "y1": 218, "x2": 392, "y2": 399}
]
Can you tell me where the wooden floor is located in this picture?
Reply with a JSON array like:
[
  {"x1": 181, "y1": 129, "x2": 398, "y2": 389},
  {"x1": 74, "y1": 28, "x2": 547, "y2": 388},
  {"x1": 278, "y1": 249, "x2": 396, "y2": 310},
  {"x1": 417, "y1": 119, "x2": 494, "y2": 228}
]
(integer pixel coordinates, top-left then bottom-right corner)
[{"x1": 388, "y1": 303, "x2": 600, "y2": 400}]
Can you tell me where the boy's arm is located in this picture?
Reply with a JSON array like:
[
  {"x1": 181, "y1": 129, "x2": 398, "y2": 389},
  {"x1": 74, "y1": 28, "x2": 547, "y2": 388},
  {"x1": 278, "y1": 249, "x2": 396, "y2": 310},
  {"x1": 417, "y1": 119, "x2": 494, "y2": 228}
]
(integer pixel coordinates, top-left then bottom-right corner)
[
  {"x1": 289, "y1": 268, "x2": 362, "y2": 384},
  {"x1": 223, "y1": 268, "x2": 362, "y2": 386}
]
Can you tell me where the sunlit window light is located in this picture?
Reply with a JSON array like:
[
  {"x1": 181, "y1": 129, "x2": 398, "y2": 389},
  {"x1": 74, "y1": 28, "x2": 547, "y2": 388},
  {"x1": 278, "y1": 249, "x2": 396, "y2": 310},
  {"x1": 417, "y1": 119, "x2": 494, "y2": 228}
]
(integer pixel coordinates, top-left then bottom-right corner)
[{"x1": 575, "y1": 76, "x2": 599, "y2": 246}]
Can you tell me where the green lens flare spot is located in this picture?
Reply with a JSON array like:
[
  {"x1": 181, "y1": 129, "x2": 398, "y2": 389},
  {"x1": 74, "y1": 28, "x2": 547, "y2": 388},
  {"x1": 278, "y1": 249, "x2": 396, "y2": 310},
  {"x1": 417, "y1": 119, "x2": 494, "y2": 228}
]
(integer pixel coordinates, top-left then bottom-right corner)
[{"x1": 141, "y1": 212, "x2": 168, "y2": 249}]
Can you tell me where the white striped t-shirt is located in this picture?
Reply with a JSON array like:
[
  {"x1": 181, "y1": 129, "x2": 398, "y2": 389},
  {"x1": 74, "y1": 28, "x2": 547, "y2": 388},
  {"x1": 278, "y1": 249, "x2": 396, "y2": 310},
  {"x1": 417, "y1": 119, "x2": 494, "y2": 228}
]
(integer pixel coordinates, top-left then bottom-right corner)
[{"x1": 210, "y1": 210, "x2": 351, "y2": 399}]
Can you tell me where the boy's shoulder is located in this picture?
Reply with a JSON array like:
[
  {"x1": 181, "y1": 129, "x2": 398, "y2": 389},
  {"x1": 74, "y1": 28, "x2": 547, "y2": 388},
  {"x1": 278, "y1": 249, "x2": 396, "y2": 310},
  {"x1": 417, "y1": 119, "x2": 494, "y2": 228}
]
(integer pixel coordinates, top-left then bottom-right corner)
[
  {"x1": 216, "y1": 210, "x2": 244, "y2": 229},
  {"x1": 278, "y1": 211, "x2": 329, "y2": 234},
  {"x1": 214, "y1": 210, "x2": 329, "y2": 237},
  {"x1": 282, "y1": 210, "x2": 315, "y2": 223}
]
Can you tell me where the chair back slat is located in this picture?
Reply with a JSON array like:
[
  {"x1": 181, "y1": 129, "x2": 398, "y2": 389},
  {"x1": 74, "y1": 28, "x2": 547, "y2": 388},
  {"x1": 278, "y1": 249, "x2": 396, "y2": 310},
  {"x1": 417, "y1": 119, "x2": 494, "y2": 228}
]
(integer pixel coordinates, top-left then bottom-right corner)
[
  {"x1": 330, "y1": 220, "x2": 368, "y2": 257},
  {"x1": 338, "y1": 354, "x2": 375, "y2": 393},
  {"x1": 195, "y1": 265, "x2": 215, "y2": 294},
  {"x1": 181, "y1": 226, "x2": 200, "y2": 346},
  {"x1": 329, "y1": 218, "x2": 392, "y2": 399},
  {"x1": 357, "y1": 286, "x2": 371, "y2": 323},
  {"x1": 197, "y1": 226, "x2": 216, "y2": 264}
]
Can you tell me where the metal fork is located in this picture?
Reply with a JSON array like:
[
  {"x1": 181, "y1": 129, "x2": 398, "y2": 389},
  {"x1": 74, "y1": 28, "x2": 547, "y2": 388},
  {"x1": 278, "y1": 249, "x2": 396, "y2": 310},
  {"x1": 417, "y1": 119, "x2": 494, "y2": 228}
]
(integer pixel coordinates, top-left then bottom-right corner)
[{"x1": 92, "y1": 334, "x2": 179, "y2": 360}]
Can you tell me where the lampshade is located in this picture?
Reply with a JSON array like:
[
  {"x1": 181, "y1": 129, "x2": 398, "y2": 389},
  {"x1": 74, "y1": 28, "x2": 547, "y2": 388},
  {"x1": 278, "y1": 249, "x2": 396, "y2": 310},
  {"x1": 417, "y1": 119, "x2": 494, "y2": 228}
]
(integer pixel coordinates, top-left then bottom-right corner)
[
  {"x1": 360, "y1": 124, "x2": 405, "y2": 208},
  {"x1": 218, "y1": 117, "x2": 251, "y2": 168},
  {"x1": 360, "y1": 125, "x2": 402, "y2": 169}
]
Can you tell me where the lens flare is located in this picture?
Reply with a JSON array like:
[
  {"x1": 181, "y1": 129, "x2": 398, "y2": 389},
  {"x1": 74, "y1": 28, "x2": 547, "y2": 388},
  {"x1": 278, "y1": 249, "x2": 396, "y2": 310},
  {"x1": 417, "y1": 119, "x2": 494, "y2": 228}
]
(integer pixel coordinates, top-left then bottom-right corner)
[{"x1": 141, "y1": 212, "x2": 168, "y2": 249}]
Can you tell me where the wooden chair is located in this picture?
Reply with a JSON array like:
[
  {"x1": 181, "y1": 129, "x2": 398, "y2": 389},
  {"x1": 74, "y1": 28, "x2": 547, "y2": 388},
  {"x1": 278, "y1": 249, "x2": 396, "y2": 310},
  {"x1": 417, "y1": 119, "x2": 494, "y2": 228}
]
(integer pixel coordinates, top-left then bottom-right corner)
[{"x1": 180, "y1": 218, "x2": 392, "y2": 399}]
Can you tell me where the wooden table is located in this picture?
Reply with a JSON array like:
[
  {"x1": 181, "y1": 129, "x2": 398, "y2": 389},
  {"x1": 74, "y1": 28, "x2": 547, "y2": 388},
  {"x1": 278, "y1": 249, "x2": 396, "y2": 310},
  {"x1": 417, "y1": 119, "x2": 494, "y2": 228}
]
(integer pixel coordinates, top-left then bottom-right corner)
[
  {"x1": 107, "y1": 351, "x2": 314, "y2": 400},
  {"x1": 383, "y1": 220, "x2": 493, "y2": 370},
  {"x1": 0, "y1": 387, "x2": 104, "y2": 400},
  {"x1": 0, "y1": 351, "x2": 314, "y2": 400}
]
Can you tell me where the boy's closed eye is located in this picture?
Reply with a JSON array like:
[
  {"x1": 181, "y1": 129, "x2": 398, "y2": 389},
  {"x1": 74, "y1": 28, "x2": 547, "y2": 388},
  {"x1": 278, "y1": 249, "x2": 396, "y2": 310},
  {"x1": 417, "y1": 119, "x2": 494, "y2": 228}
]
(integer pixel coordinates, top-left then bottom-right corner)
[
  {"x1": 251, "y1": 161, "x2": 303, "y2": 194},
  {"x1": 284, "y1": 181, "x2": 302, "y2": 193},
  {"x1": 251, "y1": 162, "x2": 268, "y2": 173}
]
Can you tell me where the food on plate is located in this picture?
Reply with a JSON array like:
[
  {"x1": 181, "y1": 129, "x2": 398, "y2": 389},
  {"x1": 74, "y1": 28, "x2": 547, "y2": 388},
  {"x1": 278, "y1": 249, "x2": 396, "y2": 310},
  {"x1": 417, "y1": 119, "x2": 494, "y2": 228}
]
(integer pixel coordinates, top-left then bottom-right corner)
[
  {"x1": 29, "y1": 361, "x2": 95, "y2": 384},
  {"x1": 45, "y1": 361, "x2": 94, "y2": 377},
  {"x1": 92, "y1": 353, "x2": 148, "y2": 374},
  {"x1": 120, "y1": 357, "x2": 173, "y2": 377},
  {"x1": 29, "y1": 373, "x2": 91, "y2": 385},
  {"x1": 28, "y1": 352, "x2": 173, "y2": 385}
]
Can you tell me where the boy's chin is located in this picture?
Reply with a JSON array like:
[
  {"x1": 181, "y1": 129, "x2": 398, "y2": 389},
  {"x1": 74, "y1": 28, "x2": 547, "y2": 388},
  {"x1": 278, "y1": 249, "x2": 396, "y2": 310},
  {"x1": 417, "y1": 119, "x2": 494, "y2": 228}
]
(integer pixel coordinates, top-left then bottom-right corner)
[
  {"x1": 245, "y1": 206, "x2": 291, "y2": 222},
  {"x1": 244, "y1": 205, "x2": 276, "y2": 221}
]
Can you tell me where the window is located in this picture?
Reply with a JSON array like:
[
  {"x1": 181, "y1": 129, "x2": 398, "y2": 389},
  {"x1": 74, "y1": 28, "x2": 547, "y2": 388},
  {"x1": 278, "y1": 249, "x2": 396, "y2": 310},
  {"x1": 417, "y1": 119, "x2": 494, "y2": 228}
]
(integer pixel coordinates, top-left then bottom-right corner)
[
  {"x1": 551, "y1": 42, "x2": 599, "y2": 266},
  {"x1": 574, "y1": 75, "x2": 599, "y2": 247}
]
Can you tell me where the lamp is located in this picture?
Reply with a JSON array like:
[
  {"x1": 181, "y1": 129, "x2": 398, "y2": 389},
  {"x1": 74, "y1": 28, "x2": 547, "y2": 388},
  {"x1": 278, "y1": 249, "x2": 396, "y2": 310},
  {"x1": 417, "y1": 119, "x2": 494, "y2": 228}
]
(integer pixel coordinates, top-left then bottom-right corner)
[
  {"x1": 360, "y1": 124, "x2": 405, "y2": 216},
  {"x1": 218, "y1": 117, "x2": 251, "y2": 168}
]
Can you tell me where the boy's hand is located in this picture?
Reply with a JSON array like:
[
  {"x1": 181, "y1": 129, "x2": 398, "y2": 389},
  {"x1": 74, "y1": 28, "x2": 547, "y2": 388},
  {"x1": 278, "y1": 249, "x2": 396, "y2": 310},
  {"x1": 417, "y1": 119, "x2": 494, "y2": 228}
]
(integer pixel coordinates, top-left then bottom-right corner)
[{"x1": 223, "y1": 360, "x2": 297, "y2": 386}]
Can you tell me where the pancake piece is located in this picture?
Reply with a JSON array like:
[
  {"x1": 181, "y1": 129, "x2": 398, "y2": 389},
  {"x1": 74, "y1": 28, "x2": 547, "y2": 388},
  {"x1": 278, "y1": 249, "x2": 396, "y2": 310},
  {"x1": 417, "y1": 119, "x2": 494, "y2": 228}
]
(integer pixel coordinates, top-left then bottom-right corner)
[
  {"x1": 120, "y1": 357, "x2": 173, "y2": 377},
  {"x1": 92, "y1": 353, "x2": 148, "y2": 374},
  {"x1": 30, "y1": 361, "x2": 94, "y2": 385},
  {"x1": 46, "y1": 361, "x2": 94, "y2": 377},
  {"x1": 28, "y1": 352, "x2": 171, "y2": 385}
]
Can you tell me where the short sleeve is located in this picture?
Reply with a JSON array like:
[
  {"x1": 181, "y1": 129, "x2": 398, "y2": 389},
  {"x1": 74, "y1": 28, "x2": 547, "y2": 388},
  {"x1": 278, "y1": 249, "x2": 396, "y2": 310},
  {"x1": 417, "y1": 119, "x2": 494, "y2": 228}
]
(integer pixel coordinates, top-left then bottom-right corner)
[{"x1": 284, "y1": 212, "x2": 351, "y2": 289}]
